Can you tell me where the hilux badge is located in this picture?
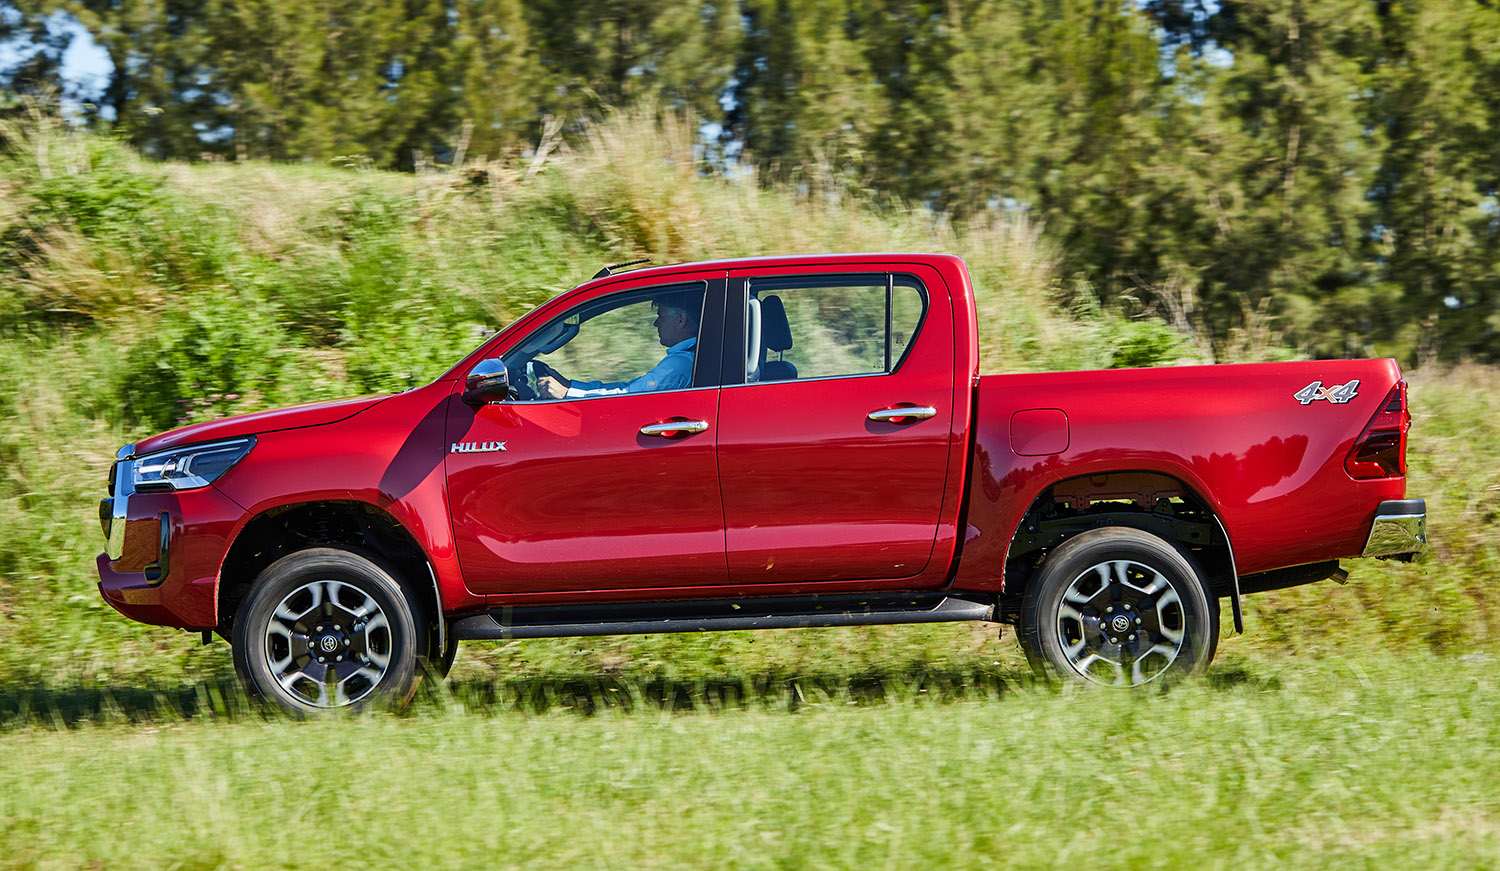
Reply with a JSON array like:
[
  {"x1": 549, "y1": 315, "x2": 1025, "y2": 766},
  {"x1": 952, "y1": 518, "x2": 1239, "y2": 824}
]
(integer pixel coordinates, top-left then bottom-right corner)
[
  {"x1": 451, "y1": 441, "x2": 507, "y2": 453},
  {"x1": 1294, "y1": 380, "x2": 1359, "y2": 405}
]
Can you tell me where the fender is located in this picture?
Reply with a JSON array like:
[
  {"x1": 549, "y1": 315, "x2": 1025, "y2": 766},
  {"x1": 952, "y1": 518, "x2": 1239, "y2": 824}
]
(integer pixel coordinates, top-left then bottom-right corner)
[
  {"x1": 211, "y1": 380, "x2": 484, "y2": 615},
  {"x1": 993, "y1": 468, "x2": 1242, "y2": 632}
]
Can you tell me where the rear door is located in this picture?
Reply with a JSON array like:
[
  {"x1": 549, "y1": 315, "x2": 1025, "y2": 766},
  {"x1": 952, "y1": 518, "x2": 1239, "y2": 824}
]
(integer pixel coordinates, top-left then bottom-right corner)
[{"x1": 716, "y1": 264, "x2": 956, "y2": 585}]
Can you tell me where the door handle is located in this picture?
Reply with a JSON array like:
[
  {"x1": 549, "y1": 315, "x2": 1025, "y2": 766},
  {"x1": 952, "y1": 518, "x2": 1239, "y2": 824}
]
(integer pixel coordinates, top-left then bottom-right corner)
[
  {"x1": 640, "y1": 420, "x2": 710, "y2": 437},
  {"x1": 867, "y1": 406, "x2": 937, "y2": 423}
]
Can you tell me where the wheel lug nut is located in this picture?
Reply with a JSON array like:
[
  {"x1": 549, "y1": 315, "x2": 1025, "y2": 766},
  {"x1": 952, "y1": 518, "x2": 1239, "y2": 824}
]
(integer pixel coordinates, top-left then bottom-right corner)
[
  {"x1": 1110, "y1": 637, "x2": 1119, "y2": 644},
  {"x1": 1106, "y1": 607, "x2": 1114, "y2": 614},
  {"x1": 1135, "y1": 618, "x2": 1142, "y2": 625},
  {"x1": 1123, "y1": 604, "x2": 1131, "y2": 611}
]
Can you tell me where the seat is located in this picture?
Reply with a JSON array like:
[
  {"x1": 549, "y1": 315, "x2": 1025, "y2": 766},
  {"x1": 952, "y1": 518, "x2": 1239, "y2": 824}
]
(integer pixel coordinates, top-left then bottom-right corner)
[{"x1": 758, "y1": 294, "x2": 798, "y2": 382}]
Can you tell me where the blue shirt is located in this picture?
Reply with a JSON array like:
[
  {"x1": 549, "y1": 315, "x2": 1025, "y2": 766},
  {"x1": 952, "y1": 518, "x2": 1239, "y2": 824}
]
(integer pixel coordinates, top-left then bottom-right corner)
[{"x1": 565, "y1": 338, "x2": 697, "y2": 397}]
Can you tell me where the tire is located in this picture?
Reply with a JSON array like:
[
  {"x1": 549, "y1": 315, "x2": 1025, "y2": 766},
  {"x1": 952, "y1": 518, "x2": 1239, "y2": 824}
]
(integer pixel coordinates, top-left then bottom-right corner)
[
  {"x1": 232, "y1": 547, "x2": 427, "y2": 713},
  {"x1": 1019, "y1": 527, "x2": 1219, "y2": 687}
]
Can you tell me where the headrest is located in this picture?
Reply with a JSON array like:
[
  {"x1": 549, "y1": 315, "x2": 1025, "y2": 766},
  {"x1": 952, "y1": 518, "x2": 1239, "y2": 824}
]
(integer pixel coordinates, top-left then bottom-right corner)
[{"x1": 760, "y1": 294, "x2": 793, "y2": 352}]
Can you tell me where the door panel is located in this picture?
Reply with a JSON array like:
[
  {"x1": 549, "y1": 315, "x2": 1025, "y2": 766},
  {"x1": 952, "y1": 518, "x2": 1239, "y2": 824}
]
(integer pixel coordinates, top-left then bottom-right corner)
[
  {"x1": 717, "y1": 266, "x2": 956, "y2": 585},
  {"x1": 447, "y1": 390, "x2": 726, "y2": 593}
]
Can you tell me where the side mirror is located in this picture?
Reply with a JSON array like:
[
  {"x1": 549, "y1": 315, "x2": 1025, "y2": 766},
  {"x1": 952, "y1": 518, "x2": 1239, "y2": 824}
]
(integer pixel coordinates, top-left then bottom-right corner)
[{"x1": 462, "y1": 358, "x2": 511, "y2": 405}]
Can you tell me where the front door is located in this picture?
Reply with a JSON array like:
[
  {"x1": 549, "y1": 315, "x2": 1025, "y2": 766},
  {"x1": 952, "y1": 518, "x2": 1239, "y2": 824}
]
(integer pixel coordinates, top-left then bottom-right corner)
[{"x1": 446, "y1": 274, "x2": 729, "y2": 595}]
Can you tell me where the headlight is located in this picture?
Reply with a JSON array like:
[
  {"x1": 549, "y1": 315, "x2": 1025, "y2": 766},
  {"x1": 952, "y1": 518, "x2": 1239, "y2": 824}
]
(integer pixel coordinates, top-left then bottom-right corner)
[{"x1": 129, "y1": 437, "x2": 256, "y2": 492}]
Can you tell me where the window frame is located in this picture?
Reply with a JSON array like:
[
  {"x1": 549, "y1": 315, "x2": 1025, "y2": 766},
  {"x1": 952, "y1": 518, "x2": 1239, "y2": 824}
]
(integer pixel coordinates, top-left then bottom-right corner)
[
  {"x1": 498, "y1": 278, "x2": 724, "y2": 403},
  {"x1": 722, "y1": 272, "x2": 931, "y2": 388}
]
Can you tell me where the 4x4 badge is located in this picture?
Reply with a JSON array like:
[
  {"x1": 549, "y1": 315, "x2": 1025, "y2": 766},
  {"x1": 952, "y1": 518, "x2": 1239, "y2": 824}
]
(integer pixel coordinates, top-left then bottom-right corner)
[
  {"x1": 451, "y1": 441, "x2": 507, "y2": 453},
  {"x1": 1294, "y1": 380, "x2": 1359, "y2": 405}
]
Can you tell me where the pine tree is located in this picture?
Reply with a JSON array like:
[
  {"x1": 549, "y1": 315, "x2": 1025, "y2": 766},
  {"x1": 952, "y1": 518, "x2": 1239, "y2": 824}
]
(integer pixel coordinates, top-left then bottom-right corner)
[
  {"x1": 1364, "y1": 0, "x2": 1500, "y2": 362},
  {"x1": 455, "y1": 0, "x2": 535, "y2": 160}
]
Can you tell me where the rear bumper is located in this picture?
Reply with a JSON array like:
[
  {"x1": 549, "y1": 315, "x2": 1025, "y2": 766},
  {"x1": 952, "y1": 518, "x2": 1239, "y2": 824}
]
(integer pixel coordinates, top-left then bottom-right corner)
[{"x1": 1361, "y1": 498, "x2": 1427, "y2": 559}]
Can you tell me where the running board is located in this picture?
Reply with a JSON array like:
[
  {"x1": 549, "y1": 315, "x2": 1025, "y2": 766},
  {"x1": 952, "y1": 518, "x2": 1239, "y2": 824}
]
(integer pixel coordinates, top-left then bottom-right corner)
[{"x1": 451, "y1": 593, "x2": 996, "y2": 640}]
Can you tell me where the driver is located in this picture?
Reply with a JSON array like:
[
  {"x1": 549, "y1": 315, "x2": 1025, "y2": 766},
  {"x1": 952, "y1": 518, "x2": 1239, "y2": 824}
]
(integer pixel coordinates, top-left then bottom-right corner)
[{"x1": 534, "y1": 292, "x2": 700, "y2": 398}]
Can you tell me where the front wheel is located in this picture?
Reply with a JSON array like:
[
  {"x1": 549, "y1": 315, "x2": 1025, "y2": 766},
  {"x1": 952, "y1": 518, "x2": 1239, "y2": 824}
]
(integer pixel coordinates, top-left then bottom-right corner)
[
  {"x1": 232, "y1": 548, "x2": 426, "y2": 712},
  {"x1": 1019, "y1": 527, "x2": 1219, "y2": 687}
]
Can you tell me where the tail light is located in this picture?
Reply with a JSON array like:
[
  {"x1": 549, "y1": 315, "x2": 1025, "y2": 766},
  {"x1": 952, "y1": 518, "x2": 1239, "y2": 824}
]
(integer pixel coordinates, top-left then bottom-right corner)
[{"x1": 1345, "y1": 380, "x2": 1409, "y2": 479}]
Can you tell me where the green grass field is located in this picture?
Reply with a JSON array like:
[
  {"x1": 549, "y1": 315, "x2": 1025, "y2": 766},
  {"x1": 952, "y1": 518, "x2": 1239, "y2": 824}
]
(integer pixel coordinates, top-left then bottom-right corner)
[{"x1": 3, "y1": 654, "x2": 1498, "y2": 870}]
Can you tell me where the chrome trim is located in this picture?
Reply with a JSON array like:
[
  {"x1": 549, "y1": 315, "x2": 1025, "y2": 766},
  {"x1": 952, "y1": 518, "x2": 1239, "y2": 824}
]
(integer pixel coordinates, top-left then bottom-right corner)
[
  {"x1": 721, "y1": 370, "x2": 895, "y2": 390},
  {"x1": 1362, "y1": 511, "x2": 1427, "y2": 558},
  {"x1": 451, "y1": 441, "x2": 507, "y2": 454},
  {"x1": 502, "y1": 383, "x2": 718, "y2": 405},
  {"x1": 462, "y1": 358, "x2": 511, "y2": 405},
  {"x1": 106, "y1": 450, "x2": 134, "y2": 560},
  {"x1": 507, "y1": 370, "x2": 915, "y2": 403},
  {"x1": 868, "y1": 406, "x2": 937, "y2": 422},
  {"x1": 640, "y1": 420, "x2": 710, "y2": 436}
]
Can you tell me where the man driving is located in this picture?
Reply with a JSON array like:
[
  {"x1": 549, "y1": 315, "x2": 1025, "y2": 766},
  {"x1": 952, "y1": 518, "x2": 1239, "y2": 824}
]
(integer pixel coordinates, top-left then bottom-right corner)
[{"x1": 534, "y1": 292, "x2": 700, "y2": 398}]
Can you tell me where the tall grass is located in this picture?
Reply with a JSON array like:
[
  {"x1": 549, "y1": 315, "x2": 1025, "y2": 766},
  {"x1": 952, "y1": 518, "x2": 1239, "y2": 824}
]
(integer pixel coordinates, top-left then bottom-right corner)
[
  {"x1": 2, "y1": 656, "x2": 1498, "y2": 869},
  {"x1": 0, "y1": 109, "x2": 1494, "y2": 693}
]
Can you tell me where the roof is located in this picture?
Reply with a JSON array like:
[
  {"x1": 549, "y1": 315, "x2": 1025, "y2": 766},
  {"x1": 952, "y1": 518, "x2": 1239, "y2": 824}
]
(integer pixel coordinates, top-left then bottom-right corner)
[{"x1": 576, "y1": 252, "x2": 963, "y2": 290}]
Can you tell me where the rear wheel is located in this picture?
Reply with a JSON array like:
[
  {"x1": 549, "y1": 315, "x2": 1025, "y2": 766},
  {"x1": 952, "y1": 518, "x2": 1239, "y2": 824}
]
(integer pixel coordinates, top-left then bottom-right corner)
[
  {"x1": 232, "y1": 548, "x2": 426, "y2": 713},
  {"x1": 1020, "y1": 527, "x2": 1219, "y2": 687}
]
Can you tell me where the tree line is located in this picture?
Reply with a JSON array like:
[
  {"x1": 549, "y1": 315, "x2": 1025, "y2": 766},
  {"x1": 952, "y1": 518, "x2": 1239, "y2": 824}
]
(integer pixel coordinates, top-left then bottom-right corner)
[{"x1": 3, "y1": 0, "x2": 1499, "y2": 363}]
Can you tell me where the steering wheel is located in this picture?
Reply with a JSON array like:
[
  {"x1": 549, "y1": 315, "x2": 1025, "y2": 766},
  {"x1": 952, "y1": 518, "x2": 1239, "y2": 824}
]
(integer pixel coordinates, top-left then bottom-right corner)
[{"x1": 506, "y1": 358, "x2": 540, "y2": 402}]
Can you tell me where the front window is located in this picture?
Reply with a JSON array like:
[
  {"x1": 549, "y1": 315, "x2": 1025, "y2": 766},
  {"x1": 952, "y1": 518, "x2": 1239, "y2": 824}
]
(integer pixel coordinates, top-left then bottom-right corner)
[{"x1": 503, "y1": 282, "x2": 708, "y2": 401}]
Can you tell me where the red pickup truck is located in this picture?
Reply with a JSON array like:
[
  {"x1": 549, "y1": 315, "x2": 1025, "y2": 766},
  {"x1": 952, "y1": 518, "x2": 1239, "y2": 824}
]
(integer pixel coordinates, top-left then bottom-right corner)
[{"x1": 97, "y1": 253, "x2": 1425, "y2": 708}]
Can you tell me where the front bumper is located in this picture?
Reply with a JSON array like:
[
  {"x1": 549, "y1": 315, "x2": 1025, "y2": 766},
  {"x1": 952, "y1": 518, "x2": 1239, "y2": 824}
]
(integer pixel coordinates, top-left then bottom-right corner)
[
  {"x1": 1361, "y1": 498, "x2": 1427, "y2": 559},
  {"x1": 95, "y1": 451, "x2": 246, "y2": 628},
  {"x1": 97, "y1": 552, "x2": 219, "y2": 628}
]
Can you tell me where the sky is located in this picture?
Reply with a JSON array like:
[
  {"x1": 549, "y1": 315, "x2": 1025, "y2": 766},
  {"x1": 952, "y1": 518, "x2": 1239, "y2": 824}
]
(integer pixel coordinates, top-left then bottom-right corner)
[{"x1": 1, "y1": 10, "x2": 111, "y2": 115}]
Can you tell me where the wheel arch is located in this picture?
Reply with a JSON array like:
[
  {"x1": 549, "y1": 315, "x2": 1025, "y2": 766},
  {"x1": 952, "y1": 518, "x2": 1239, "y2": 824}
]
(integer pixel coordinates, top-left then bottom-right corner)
[
  {"x1": 217, "y1": 500, "x2": 446, "y2": 654},
  {"x1": 1001, "y1": 470, "x2": 1242, "y2": 633}
]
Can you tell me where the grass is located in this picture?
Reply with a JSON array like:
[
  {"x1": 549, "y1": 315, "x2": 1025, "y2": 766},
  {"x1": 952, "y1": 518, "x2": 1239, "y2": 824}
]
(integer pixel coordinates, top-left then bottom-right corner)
[{"x1": 2, "y1": 654, "x2": 1498, "y2": 869}]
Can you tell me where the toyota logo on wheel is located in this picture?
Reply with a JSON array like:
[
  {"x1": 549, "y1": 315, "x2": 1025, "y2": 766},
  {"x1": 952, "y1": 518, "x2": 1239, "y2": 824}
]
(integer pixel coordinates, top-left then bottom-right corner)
[
  {"x1": 319, "y1": 636, "x2": 340, "y2": 653},
  {"x1": 1111, "y1": 615, "x2": 1131, "y2": 633}
]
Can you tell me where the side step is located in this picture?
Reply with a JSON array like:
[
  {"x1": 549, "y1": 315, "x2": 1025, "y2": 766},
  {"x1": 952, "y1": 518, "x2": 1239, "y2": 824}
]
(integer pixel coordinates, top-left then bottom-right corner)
[{"x1": 451, "y1": 593, "x2": 996, "y2": 641}]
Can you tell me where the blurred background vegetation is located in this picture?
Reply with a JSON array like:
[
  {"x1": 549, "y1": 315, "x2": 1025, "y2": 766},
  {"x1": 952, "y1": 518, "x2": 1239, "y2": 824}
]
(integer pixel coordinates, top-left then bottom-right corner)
[{"x1": 5, "y1": 0, "x2": 1500, "y2": 363}]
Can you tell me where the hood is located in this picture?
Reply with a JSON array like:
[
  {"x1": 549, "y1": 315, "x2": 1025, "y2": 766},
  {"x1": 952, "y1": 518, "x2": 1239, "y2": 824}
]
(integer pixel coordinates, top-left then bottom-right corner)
[{"x1": 132, "y1": 393, "x2": 395, "y2": 456}]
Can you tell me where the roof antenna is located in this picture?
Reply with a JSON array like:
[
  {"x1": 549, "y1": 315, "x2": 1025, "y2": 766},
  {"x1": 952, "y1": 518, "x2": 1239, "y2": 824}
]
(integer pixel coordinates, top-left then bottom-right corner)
[{"x1": 593, "y1": 258, "x2": 652, "y2": 279}]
